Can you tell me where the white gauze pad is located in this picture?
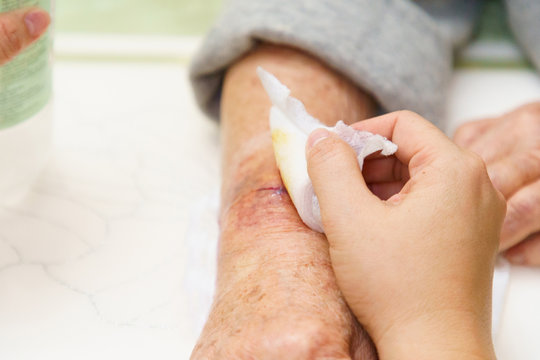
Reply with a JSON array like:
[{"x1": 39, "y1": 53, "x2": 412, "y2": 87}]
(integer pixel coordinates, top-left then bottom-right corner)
[{"x1": 257, "y1": 67, "x2": 398, "y2": 233}]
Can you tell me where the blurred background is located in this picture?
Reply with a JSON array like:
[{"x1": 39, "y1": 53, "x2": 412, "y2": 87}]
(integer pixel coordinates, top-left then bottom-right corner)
[
  {"x1": 56, "y1": 0, "x2": 222, "y2": 35},
  {"x1": 52, "y1": 0, "x2": 530, "y2": 69}
]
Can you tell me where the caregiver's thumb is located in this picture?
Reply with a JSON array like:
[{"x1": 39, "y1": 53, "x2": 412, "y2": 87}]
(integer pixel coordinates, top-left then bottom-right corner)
[
  {"x1": 0, "y1": 8, "x2": 50, "y2": 65},
  {"x1": 306, "y1": 128, "x2": 382, "y2": 235}
]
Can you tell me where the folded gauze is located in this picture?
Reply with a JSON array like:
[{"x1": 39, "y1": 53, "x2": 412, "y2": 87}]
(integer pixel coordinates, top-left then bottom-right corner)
[{"x1": 257, "y1": 67, "x2": 398, "y2": 233}]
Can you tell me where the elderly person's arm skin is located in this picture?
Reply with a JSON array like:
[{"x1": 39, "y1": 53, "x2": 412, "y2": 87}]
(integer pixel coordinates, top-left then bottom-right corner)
[
  {"x1": 0, "y1": 7, "x2": 50, "y2": 65},
  {"x1": 191, "y1": 44, "x2": 378, "y2": 359}
]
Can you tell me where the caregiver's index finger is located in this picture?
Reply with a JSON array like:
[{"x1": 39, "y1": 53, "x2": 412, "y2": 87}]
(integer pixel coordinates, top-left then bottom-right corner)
[
  {"x1": 351, "y1": 110, "x2": 454, "y2": 166},
  {"x1": 350, "y1": 112, "x2": 398, "y2": 138}
]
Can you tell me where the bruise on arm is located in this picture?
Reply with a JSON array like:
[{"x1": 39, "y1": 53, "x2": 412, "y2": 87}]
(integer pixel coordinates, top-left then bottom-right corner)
[{"x1": 220, "y1": 43, "x2": 376, "y2": 211}]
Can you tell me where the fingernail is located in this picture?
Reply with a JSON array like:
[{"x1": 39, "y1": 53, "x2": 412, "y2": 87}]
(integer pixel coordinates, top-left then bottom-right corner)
[
  {"x1": 506, "y1": 252, "x2": 525, "y2": 265},
  {"x1": 308, "y1": 128, "x2": 330, "y2": 149},
  {"x1": 24, "y1": 11, "x2": 49, "y2": 37}
]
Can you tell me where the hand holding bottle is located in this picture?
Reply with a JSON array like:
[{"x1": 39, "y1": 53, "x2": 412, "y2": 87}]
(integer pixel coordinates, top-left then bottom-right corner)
[
  {"x1": 0, "y1": 7, "x2": 50, "y2": 65},
  {"x1": 0, "y1": 4, "x2": 53, "y2": 205}
]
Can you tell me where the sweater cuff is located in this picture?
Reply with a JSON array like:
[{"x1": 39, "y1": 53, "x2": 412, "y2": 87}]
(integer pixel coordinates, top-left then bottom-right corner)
[{"x1": 190, "y1": 0, "x2": 452, "y2": 127}]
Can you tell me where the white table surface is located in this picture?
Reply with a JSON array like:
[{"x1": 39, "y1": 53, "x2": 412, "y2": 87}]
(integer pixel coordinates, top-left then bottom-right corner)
[
  {"x1": 0, "y1": 36, "x2": 539, "y2": 359},
  {"x1": 0, "y1": 57, "x2": 219, "y2": 359}
]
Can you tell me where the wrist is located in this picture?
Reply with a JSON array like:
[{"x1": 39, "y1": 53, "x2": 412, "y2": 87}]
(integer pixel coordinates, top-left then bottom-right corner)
[{"x1": 375, "y1": 309, "x2": 495, "y2": 360}]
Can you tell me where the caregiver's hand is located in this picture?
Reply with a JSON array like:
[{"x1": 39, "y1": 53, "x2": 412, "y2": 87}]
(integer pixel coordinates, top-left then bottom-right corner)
[
  {"x1": 0, "y1": 7, "x2": 50, "y2": 65},
  {"x1": 306, "y1": 111, "x2": 506, "y2": 360},
  {"x1": 454, "y1": 103, "x2": 540, "y2": 265}
]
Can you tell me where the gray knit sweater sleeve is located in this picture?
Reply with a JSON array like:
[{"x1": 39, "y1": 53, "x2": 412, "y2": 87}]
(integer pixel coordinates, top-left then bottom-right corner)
[
  {"x1": 505, "y1": 0, "x2": 540, "y2": 70},
  {"x1": 190, "y1": 0, "x2": 481, "y2": 127}
]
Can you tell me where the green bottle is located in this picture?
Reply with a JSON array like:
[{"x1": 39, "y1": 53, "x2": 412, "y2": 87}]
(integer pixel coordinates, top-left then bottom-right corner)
[{"x1": 0, "y1": 0, "x2": 54, "y2": 204}]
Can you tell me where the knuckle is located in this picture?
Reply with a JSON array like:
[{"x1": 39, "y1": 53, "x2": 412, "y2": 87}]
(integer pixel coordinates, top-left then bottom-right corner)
[
  {"x1": 0, "y1": 19, "x2": 22, "y2": 60},
  {"x1": 453, "y1": 122, "x2": 477, "y2": 145},
  {"x1": 506, "y1": 197, "x2": 535, "y2": 232},
  {"x1": 219, "y1": 338, "x2": 255, "y2": 359},
  {"x1": 530, "y1": 148, "x2": 540, "y2": 163},
  {"x1": 497, "y1": 189, "x2": 507, "y2": 210},
  {"x1": 309, "y1": 136, "x2": 347, "y2": 165},
  {"x1": 529, "y1": 153, "x2": 540, "y2": 180},
  {"x1": 487, "y1": 165, "x2": 504, "y2": 193},
  {"x1": 196, "y1": 322, "x2": 344, "y2": 359},
  {"x1": 515, "y1": 106, "x2": 540, "y2": 130},
  {"x1": 516, "y1": 113, "x2": 534, "y2": 128},
  {"x1": 511, "y1": 151, "x2": 540, "y2": 185},
  {"x1": 464, "y1": 150, "x2": 487, "y2": 177},
  {"x1": 521, "y1": 102, "x2": 540, "y2": 116},
  {"x1": 459, "y1": 150, "x2": 501, "y2": 200},
  {"x1": 257, "y1": 322, "x2": 345, "y2": 358},
  {"x1": 493, "y1": 188, "x2": 508, "y2": 220},
  {"x1": 396, "y1": 110, "x2": 421, "y2": 121}
]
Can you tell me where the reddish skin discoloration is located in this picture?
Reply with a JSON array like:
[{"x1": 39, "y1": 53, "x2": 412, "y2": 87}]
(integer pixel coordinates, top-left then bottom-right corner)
[{"x1": 221, "y1": 187, "x2": 292, "y2": 229}]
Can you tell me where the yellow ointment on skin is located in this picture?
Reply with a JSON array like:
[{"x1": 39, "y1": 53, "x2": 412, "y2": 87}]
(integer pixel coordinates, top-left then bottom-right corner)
[
  {"x1": 271, "y1": 129, "x2": 293, "y2": 192},
  {"x1": 271, "y1": 128, "x2": 287, "y2": 147}
]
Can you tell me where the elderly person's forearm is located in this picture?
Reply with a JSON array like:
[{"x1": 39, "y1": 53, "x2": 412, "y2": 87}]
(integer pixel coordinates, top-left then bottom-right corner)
[{"x1": 191, "y1": 44, "x2": 377, "y2": 359}]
